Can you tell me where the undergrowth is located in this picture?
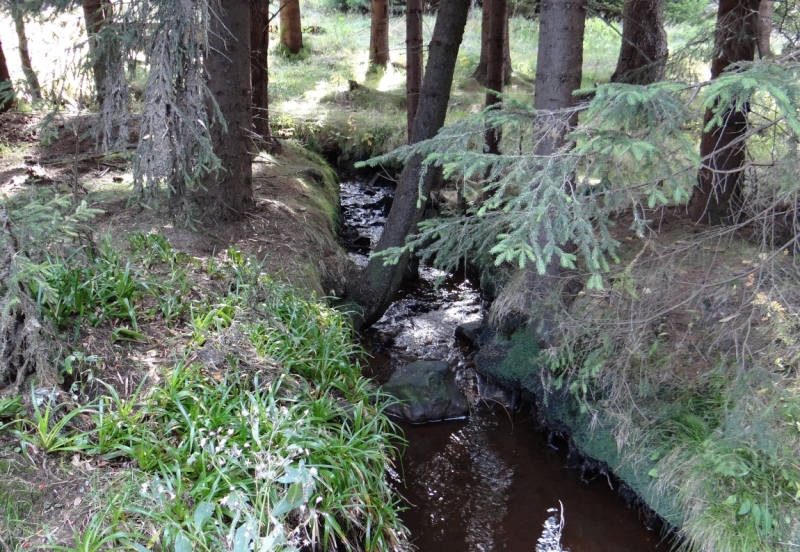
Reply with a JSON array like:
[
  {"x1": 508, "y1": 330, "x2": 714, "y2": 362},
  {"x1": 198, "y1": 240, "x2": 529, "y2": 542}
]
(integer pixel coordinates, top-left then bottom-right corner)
[
  {"x1": 0, "y1": 230, "x2": 409, "y2": 551},
  {"x1": 539, "y1": 244, "x2": 800, "y2": 551},
  {"x1": 269, "y1": 12, "x2": 623, "y2": 162}
]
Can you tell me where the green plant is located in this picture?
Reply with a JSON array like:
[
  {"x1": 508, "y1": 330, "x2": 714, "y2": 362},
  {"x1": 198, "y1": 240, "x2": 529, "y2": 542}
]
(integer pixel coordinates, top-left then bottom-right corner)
[
  {"x1": 128, "y1": 231, "x2": 194, "y2": 271},
  {"x1": 647, "y1": 372, "x2": 800, "y2": 551},
  {"x1": 37, "y1": 244, "x2": 144, "y2": 335},
  {"x1": 189, "y1": 301, "x2": 237, "y2": 345},
  {"x1": 0, "y1": 396, "x2": 25, "y2": 424},
  {"x1": 89, "y1": 379, "x2": 149, "y2": 460},
  {"x1": 61, "y1": 350, "x2": 101, "y2": 384},
  {"x1": 75, "y1": 267, "x2": 410, "y2": 551},
  {"x1": 13, "y1": 388, "x2": 97, "y2": 456}
]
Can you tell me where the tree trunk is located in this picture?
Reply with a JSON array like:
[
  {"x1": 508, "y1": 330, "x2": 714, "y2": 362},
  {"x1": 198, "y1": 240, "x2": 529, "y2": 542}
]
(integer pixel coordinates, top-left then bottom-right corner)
[
  {"x1": 484, "y1": 0, "x2": 507, "y2": 154},
  {"x1": 610, "y1": 0, "x2": 668, "y2": 85},
  {"x1": 534, "y1": 0, "x2": 586, "y2": 155},
  {"x1": 350, "y1": 0, "x2": 472, "y2": 329},
  {"x1": 369, "y1": 0, "x2": 390, "y2": 69},
  {"x1": 406, "y1": 0, "x2": 423, "y2": 141},
  {"x1": 201, "y1": 0, "x2": 254, "y2": 220},
  {"x1": 0, "y1": 39, "x2": 14, "y2": 113},
  {"x1": 250, "y1": 0, "x2": 280, "y2": 152},
  {"x1": 523, "y1": 0, "x2": 586, "y2": 342},
  {"x1": 280, "y1": 0, "x2": 303, "y2": 55},
  {"x1": 81, "y1": 0, "x2": 110, "y2": 105},
  {"x1": 758, "y1": 0, "x2": 773, "y2": 57},
  {"x1": 473, "y1": 0, "x2": 511, "y2": 86},
  {"x1": 687, "y1": 0, "x2": 760, "y2": 224},
  {"x1": 10, "y1": 1, "x2": 41, "y2": 101}
]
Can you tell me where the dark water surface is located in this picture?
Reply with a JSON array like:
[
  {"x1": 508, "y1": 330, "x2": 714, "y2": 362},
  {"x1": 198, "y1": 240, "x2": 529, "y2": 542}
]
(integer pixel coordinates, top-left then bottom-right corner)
[
  {"x1": 397, "y1": 414, "x2": 664, "y2": 552},
  {"x1": 341, "y1": 175, "x2": 668, "y2": 552}
]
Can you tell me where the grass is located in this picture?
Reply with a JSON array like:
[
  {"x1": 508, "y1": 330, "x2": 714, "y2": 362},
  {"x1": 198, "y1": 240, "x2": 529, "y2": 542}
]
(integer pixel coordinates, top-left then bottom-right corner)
[
  {"x1": 647, "y1": 368, "x2": 800, "y2": 551},
  {"x1": 533, "y1": 230, "x2": 800, "y2": 551},
  {"x1": 0, "y1": 229, "x2": 409, "y2": 551},
  {"x1": 0, "y1": 168, "x2": 403, "y2": 549},
  {"x1": 269, "y1": 11, "x2": 626, "y2": 161},
  {"x1": 268, "y1": 9, "x2": 715, "y2": 164}
]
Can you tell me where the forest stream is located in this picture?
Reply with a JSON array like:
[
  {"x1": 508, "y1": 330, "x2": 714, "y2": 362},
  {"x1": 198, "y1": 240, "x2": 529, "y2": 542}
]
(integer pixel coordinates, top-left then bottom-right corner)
[{"x1": 341, "y1": 174, "x2": 668, "y2": 552}]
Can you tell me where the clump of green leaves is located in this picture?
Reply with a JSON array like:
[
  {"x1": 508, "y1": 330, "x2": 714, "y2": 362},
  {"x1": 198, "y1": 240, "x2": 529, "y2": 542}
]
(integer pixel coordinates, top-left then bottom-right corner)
[{"x1": 0, "y1": 194, "x2": 102, "y2": 390}]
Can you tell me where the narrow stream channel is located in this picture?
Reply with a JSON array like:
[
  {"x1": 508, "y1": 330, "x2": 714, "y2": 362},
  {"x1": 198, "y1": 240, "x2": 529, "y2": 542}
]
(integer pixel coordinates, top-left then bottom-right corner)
[{"x1": 340, "y1": 174, "x2": 668, "y2": 552}]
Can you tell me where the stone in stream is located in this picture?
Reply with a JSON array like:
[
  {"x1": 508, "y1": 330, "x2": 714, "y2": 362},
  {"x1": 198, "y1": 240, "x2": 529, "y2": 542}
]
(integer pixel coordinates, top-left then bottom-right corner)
[
  {"x1": 382, "y1": 360, "x2": 468, "y2": 423},
  {"x1": 455, "y1": 320, "x2": 486, "y2": 347}
]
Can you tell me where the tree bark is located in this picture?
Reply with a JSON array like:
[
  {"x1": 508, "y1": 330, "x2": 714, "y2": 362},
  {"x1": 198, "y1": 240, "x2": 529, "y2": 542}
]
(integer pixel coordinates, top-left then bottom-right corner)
[
  {"x1": 10, "y1": 1, "x2": 41, "y2": 101},
  {"x1": 0, "y1": 38, "x2": 13, "y2": 113},
  {"x1": 610, "y1": 0, "x2": 668, "y2": 85},
  {"x1": 81, "y1": 0, "x2": 111, "y2": 105},
  {"x1": 406, "y1": 0, "x2": 423, "y2": 141},
  {"x1": 473, "y1": 0, "x2": 511, "y2": 86},
  {"x1": 522, "y1": 0, "x2": 586, "y2": 342},
  {"x1": 369, "y1": 0, "x2": 390, "y2": 69},
  {"x1": 351, "y1": 0, "x2": 472, "y2": 329},
  {"x1": 280, "y1": 0, "x2": 303, "y2": 55},
  {"x1": 758, "y1": 0, "x2": 773, "y2": 57},
  {"x1": 687, "y1": 0, "x2": 760, "y2": 224},
  {"x1": 250, "y1": 0, "x2": 279, "y2": 152},
  {"x1": 202, "y1": 0, "x2": 254, "y2": 220},
  {"x1": 484, "y1": 0, "x2": 507, "y2": 154},
  {"x1": 534, "y1": 0, "x2": 586, "y2": 155}
]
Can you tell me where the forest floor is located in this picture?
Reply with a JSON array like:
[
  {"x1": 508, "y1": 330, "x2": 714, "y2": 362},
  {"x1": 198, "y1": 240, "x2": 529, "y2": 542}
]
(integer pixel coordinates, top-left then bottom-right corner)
[{"x1": 0, "y1": 104, "x2": 366, "y2": 548}]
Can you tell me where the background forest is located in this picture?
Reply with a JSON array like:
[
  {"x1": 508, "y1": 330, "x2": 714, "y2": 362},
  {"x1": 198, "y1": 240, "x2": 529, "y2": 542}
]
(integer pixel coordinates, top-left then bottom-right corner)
[{"x1": 0, "y1": 0, "x2": 799, "y2": 551}]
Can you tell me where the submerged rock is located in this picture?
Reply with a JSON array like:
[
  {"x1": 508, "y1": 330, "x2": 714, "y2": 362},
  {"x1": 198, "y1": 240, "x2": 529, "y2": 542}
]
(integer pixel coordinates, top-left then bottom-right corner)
[{"x1": 382, "y1": 360, "x2": 469, "y2": 423}]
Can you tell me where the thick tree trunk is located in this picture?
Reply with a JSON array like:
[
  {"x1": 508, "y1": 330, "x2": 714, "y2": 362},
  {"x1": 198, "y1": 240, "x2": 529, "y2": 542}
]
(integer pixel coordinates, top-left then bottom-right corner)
[
  {"x1": 406, "y1": 0, "x2": 423, "y2": 141},
  {"x1": 610, "y1": 0, "x2": 668, "y2": 85},
  {"x1": 758, "y1": 0, "x2": 773, "y2": 57},
  {"x1": 202, "y1": 0, "x2": 254, "y2": 220},
  {"x1": 250, "y1": 0, "x2": 279, "y2": 151},
  {"x1": 687, "y1": 0, "x2": 760, "y2": 224},
  {"x1": 280, "y1": 0, "x2": 303, "y2": 54},
  {"x1": 351, "y1": 0, "x2": 471, "y2": 329},
  {"x1": 522, "y1": 0, "x2": 586, "y2": 342},
  {"x1": 534, "y1": 0, "x2": 586, "y2": 155},
  {"x1": 369, "y1": 0, "x2": 390, "y2": 69},
  {"x1": 473, "y1": 0, "x2": 511, "y2": 86},
  {"x1": 81, "y1": 0, "x2": 110, "y2": 105},
  {"x1": 0, "y1": 39, "x2": 13, "y2": 113},
  {"x1": 10, "y1": 2, "x2": 41, "y2": 101},
  {"x1": 484, "y1": 0, "x2": 507, "y2": 154}
]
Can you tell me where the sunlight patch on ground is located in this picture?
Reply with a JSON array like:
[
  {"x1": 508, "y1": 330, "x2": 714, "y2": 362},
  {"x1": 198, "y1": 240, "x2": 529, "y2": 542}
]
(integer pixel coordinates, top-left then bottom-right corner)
[
  {"x1": 375, "y1": 64, "x2": 405, "y2": 92},
  {"x1": 278, "y1": 80, "x2": 344, "y2": 121}
]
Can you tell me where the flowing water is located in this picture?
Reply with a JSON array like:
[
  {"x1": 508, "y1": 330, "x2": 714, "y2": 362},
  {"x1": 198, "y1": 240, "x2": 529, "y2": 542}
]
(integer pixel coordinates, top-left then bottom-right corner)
[{"x1": 341, "y1": 174, "x2": 669, "y2": 552}]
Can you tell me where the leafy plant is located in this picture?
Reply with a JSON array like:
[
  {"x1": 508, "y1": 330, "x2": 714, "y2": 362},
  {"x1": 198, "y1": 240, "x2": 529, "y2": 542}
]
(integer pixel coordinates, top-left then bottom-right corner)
[{"x1": 13, "y1": 387, "x2": 97, "y2": 456}]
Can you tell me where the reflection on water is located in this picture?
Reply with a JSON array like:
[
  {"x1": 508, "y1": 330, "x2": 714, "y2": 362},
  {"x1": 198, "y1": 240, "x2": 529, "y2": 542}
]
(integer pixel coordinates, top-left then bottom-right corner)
[{"x1": 406, "y1": 415, "x2": 512, "y2": 551}]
